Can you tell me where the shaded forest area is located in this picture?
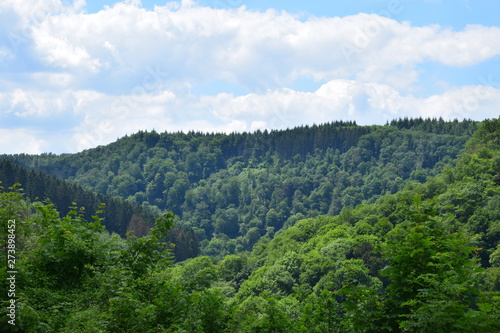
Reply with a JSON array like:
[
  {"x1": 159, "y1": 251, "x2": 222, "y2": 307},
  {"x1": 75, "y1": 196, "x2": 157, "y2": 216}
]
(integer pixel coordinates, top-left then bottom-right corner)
[
  {"x1": 0, "y1": 161, "x2": 198, "y2": 261},
  {"x1": 0, "y1": 160, "x2": 153, "y2": 236}
]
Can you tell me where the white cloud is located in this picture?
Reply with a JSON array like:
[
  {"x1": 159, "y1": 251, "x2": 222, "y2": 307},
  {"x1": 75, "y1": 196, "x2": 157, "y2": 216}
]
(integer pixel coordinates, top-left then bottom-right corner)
[
  {"x1": 11, "y1": 2, "x2": 497, "y2": 92},
  {"x1": 1, "y1": 81, "x2": 499, "y2": 153},
  {"x1": 0, "y1": 128, "x2": 46, "y2": 154},
  {"x1": 1, "y1": 89, "x2": 97, "y2": 118},
  {"x1": 424, "y1": 25, "x2": 500, "y2": 67},
  {"x1": 201, "y1": 80, "x2": 500, "y2": 130},
  {"x1": 0, "y1": 0, "x2": 64, "y2": 21}
]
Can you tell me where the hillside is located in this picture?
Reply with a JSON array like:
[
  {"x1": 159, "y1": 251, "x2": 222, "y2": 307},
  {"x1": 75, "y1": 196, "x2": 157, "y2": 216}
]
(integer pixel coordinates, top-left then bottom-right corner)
[
  {"x1": 0, "y1": 161, "x2": 199, "y2": 261},
  {"x1": 0, "y1": 118, "x2": 498, "y2": 332},
  {"x1": 0, "y1": 160, "x2": 155, "y2": 236},
  {"x1": 1, "y1": 118, "x2": 478, "y2": 257}
]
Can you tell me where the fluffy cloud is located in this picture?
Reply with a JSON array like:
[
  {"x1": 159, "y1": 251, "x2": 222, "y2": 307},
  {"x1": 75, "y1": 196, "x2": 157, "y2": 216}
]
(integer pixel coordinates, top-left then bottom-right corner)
[
  {"x1": 2, "y1": 80, "x2": 499, "y2": 153},
  {"x1": 7, "y1": 1, "x2": 498, "y2": 91},
  {"x1": 202, "y1": 80, "x2": 500, "y2": 129},
  {"x1": 0, "y1": 128, "x2": 46, "y2": 154},
  {"x1": 0, "y1": 89, "x2": 105, "y2": 120}
]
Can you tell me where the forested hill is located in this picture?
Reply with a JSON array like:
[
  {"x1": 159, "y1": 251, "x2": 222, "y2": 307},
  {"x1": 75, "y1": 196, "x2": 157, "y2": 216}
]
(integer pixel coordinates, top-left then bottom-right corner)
[
  {"x1": 0, "y1": 118, "x2": 498, "y2": 332},
  {"x1": 0, "y1": 160, "x2": 154, "y2": 236},
  {"x1": 0, "y1": 160, "x2": 200, "y2": 261},
  {"x1": 1, "y1": 118, "x2": 478, "y2": 258}
]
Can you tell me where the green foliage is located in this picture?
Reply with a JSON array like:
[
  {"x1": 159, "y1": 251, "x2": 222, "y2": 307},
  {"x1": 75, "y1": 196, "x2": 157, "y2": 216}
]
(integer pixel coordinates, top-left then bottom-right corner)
[
  {"x1": 228, "y1": 295, "x2": 292, "y2": 333},
  {"x1": 0, "y1": 160, "x2": 157, "y2": 237},
  {"x1": 0, "y1": 187, "x2": 181, "y2": 332},
  {"x1": 380, "y1": 197, "x2": 483, "y2": 331},
  {"x1": 120, "y1": 212, "x2": 174, "y2": 277},
  {"x1": 24, "y1": 201, "x2": 105, "y2": 287},
  {"x1": 170, "y1": 256, "x2": 217, "y2": 291},
  {"x1": 1, "y1": 119, "x2": 476, "y2": 258},
  {"x1": 2, "y1": 118, "x2": 500, "y2": 332}
]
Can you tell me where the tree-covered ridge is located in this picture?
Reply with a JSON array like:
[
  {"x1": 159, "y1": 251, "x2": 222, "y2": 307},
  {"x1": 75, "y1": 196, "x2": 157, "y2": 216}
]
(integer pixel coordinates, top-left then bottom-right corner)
[
  {"x1": 0, "y1": 118, "x2": 498, "y2": 332},
  {"x1": 1, "y1": 118, "x2": 478, "y2": 258},
  {"x1": 172, "y1": 118, "x2": 500, "y2": 331},
  {"x1": 0, "y1": 162, "x2": 199, "y2": 261},
  {"x1": 0, "y1": 160, "x2": 155, "y2": 236},
  {"x1": 218, "y1": 118, "x2": 500, "y2": 325}
]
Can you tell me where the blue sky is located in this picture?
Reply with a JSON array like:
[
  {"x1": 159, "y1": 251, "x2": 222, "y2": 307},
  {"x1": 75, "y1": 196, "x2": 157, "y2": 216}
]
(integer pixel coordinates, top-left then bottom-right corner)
[{"x1": 1, "y1": 0, "x2": 499, "y2": 153}]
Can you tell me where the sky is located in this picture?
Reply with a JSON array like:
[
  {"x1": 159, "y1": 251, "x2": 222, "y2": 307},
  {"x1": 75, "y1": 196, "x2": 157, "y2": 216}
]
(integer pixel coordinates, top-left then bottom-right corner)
[{"x1": 0, "y1": 0, "x2": 499, "y2": 154}]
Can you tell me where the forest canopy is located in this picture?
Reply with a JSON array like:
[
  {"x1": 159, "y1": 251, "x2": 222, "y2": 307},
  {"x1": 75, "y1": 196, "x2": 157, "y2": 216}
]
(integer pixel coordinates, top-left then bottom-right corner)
[
  {"x1": 1, "y1": 118, "x2": 478, "y2": 258},
  {"x1": 1, "y1": 117, "x2": 499, "y2": 332}
]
